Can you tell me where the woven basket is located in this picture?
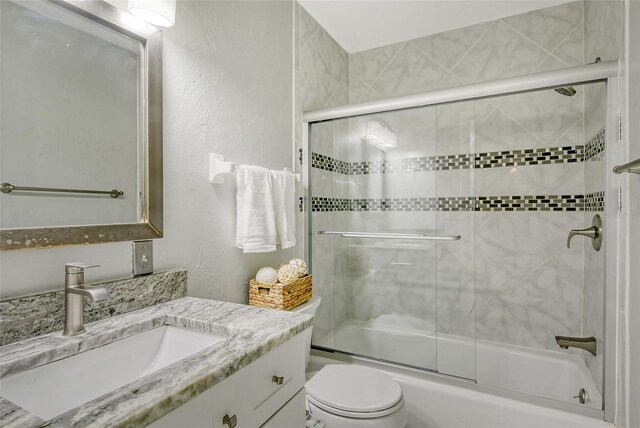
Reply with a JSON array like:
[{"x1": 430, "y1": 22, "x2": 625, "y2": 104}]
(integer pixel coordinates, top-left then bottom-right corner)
[{"x1": 249, "y1": 275, "x2": 312, "y2": 311}]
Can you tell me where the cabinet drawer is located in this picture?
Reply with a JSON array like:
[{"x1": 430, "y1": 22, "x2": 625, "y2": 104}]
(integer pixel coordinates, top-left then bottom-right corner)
[
  {"x1": 260, "y1": 388, "x2": 306, "y2": 428},
  {"x1": 212, "y1": 376, "x2": 254, "y2": 428},
  {"x1": 244, "y1": 332, "x2": 305, "y2": 426},
  {"x1": 148, "y1": 385, "x2": 216, "y2": 428}
]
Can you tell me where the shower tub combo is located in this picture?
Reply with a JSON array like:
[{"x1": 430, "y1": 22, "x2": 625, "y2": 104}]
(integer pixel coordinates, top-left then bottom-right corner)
[{"x1": 303, "y1": 60, "x2": 624, "y2": 426}]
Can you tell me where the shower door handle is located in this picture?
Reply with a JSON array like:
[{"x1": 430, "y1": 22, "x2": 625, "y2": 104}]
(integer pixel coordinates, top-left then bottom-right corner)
[{"x1": 318, "y1": 231, "x2": 461, "y2": 241}]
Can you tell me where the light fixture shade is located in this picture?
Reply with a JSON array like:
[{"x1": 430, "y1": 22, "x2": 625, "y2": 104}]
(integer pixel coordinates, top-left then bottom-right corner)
[
  {"x1": 366, "y1": 119, "x2": 397, "y2": 151},
  {"x1": 128, "y1": 0, "x2": 176, "y2": 27}
]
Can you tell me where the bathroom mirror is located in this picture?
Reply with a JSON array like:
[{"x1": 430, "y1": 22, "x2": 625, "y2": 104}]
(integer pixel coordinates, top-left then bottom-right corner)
[{"x1": 0, "y1": 0, "x2": 163, "y2": 250}]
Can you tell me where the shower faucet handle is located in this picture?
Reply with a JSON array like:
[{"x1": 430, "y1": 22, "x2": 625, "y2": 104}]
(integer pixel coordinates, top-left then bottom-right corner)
[{"x1": 567, "y1": 214, "x2": 602, "y2": 251}]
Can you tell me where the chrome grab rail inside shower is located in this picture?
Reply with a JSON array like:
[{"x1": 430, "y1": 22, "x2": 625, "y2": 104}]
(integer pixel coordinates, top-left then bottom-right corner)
[
  {"x1": 317, "y1": 231, "x2": 461, "y2": 241},
  {"x1": 0, "y1": 182, "x2": 124, "y2": 198},
  {"x1": 613, "y1": 157, "x2": 640, "y2": 175}
]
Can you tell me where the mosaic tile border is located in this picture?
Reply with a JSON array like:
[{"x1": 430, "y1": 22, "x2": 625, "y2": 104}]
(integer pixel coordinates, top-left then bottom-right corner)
[
  {"x1": 584, "y1": 191, "x2": 605, "y2": 212},
  {"x1": 312, "y1": 129, "x2": 606, "y2": 175},
  {"x1": 311, "y1": 194, "x2": 605, "y2": 213},
  {"x1": 585, "y1": 128, "x2": 606, "y2": 161},
  {"x1": 313, "y1": 147, "x2": 583, "y2": 174}
]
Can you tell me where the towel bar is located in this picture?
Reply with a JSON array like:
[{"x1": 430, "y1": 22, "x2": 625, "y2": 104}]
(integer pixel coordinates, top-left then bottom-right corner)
[
  {"x1": 209, "y1": 153, "x2": 300, "y2": 184},
  {"x1": 0, "y1": 182, "x2": 123, "y2": 198},
  {"x1": 613, "y1": 157, "x2": 640, "y2": 175}
]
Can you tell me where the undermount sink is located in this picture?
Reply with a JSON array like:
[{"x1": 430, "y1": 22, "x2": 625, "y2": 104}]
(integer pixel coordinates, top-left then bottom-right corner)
[{"x1": 0, "y1": 326, "x2": 225, "y2": 420}]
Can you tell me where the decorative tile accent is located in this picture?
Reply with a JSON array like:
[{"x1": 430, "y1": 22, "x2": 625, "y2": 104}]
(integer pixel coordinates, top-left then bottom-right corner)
[
  {"x1": 474, "y1": 146, "x2": 583, "y2": 168},
  {"x1": 311, "y1": 197, "x2": 351, "y2": 212},
  {"x1": 0, "y1": 269, "x2": 187, "y2": 346},
  {"x1": 474, "y1": 195, "x2": 584, "y2": 211},
  {"x1": 311, "y1": 194, "x2": 598, "y2": 212},
  {"x1": 584, "y1": 191, "x2": 605, "y2": 211},
  {"x1": 311, "y1": 152, "x2": 350, "y2": 174},
  {"x1": 311, "y1": 144, "x2": 586, "y2": 176},
  {"x1": 584, "y1": 128, "x2": 605, "y2": 160}
]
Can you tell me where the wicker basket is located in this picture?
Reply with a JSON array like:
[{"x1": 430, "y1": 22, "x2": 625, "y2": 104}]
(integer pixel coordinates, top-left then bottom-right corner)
[{"x1": 249, "y1": 275, "x2": 312, "y2": 311}]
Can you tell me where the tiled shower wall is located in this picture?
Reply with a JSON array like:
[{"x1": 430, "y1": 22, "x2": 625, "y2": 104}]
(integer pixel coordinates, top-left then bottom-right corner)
[
  {"x1": 294, "y1": 5, "x2": 349, "y2": 343},
  {"x1": 343, "y1": 1, "x2": 593, "y2": 353},
  {"x1": 304, "y1": 0, "x2": 623, "y2": 383}
]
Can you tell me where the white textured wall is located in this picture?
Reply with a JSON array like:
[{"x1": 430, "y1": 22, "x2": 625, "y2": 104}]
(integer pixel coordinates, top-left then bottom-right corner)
[{"x1": 0, "y1": 0, "x2": 295, "y2": 301}]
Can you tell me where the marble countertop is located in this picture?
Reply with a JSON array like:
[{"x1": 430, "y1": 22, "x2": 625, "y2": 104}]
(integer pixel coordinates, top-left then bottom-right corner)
[{"x1": 0, "y1": 297, "x2": 313, "y2": 427}]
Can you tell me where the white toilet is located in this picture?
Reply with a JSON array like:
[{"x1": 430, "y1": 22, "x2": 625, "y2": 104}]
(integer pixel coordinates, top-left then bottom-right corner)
[{"x1": 292, "y1": 296, "x2": 408, "y2": 427}]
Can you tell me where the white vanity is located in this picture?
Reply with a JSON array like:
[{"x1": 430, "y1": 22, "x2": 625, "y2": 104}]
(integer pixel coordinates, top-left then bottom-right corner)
[
  {"x1": 0, "y1": 297, "x2": 312, "y2": 428},
  {"x1": 150, "y1": 332, "x2": 306, "y2": 428}
]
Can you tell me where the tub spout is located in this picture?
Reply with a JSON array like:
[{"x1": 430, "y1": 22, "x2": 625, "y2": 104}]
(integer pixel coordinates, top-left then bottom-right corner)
[{"x1": 555, "y1": 336, "x2": 597, "y2": 356}]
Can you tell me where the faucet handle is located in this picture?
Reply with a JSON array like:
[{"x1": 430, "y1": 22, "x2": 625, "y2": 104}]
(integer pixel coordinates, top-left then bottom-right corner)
[
  {"x1": 566, "y1": 214, "x2": 602, "y2": 251},
  {"x1": 65, "y1": 263, "x2": 100, "y2": 274}
]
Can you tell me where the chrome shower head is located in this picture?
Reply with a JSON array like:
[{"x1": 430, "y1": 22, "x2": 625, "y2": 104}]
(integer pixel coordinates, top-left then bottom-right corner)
[{"x1": 554, "y1": 86, "x2": 577, "y2": 96}]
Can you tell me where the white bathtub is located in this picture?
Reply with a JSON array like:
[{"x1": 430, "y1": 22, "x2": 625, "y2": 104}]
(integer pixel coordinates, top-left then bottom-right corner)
[{"x1": 315, "y1": 319, "x2": 602, "y2": 410}]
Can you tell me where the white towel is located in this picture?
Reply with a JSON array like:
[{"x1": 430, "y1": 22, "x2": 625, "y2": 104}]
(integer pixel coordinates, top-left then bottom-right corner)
[
  {"x1": 270, "y1": 169, "x2": 296, "y2": 249},
  {"x1": 235, "y1": 165, "x2": 277, "y2": 253}
]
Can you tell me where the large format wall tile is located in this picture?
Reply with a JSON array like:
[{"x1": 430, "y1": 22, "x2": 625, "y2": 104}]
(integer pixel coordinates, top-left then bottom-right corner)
[
  {"x1": 295, "y1": 3, "x2": 349, "y2": 308},
  {"x1": 349, "y1": 1, "x2": 585, "y2": 104},
  {"x1": 453, "y1": 22, "x2": 548, "y2": 84},
  {"x1": 411, "y1": 22, "x2": 493, "y2": 71},
  {"x1": 370, "y1": 42, "x2": 449, "y2": 98},
  {"x1": 500, "y1": 1, "x2": 582, "y2": 53}
]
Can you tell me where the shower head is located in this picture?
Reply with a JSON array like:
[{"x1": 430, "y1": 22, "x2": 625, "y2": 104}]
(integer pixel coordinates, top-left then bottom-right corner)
[{"x1": 554, "y1": 86, "x2": 577, "y2": 96}]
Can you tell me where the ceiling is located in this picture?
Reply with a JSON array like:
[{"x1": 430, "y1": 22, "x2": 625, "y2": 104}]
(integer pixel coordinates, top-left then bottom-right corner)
[{"x1": 298, "y1": 0, "x2": 573, "y2": 53}]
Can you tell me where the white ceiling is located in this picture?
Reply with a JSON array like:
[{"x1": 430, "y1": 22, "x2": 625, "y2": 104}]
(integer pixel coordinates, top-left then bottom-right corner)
[{"x1": 298, "y1": 0, "x2": 573, "y2": 53}]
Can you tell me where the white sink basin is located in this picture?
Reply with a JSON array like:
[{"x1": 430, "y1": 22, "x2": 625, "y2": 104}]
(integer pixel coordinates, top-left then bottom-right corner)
[{"x1": 0, "y1": 326, "x2": 225, "y2": 419}]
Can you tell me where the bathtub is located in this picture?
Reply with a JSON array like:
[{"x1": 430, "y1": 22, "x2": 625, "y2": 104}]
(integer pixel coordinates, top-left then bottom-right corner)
[{"x1": 315, "y1": 319, "x2": 602, "y2": 410}]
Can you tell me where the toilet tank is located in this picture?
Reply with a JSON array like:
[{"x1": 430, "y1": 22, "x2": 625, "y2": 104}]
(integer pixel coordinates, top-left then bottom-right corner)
[{"x1": 290, "y1": 296, "x2": 321, "y2": 368}]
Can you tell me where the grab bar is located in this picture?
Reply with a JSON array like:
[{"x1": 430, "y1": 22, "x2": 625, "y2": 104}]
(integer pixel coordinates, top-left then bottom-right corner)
[
  {"x1": 613, "y1": 157, "x2": 640, "y2": 175},
  {"x1": 317, "y1": 231, "x2": 461, "y2": 241},
  {"x1": 0, "y1": 182, "x2": 124, "y2": 198}
]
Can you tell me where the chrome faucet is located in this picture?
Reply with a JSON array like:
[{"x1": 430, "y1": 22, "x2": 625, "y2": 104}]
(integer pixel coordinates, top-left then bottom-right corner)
[
  {"x1": 63, "y1": 263, "x2": 110, "y2": 336},
  {"x1": 567, "y1": 214, "x2": 602, "y2": 251},
  {"x1": 555, "y1": 336, "x2": 597, "y2": 356}
]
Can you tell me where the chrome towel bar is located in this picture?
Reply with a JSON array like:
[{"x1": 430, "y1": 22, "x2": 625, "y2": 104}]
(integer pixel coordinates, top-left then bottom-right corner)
[
  {"x1": 613, "y1": 157, "x2": 640, "y2": 175},
  {"x1": 0, "y1": 182, "x2": 124, "y2": 198},
  {"x1": 318, "y1": 231, "x2": 461, "y2": 241}
]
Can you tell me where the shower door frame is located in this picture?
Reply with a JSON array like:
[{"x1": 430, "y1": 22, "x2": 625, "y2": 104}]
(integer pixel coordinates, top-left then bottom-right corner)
[{"x1": 302, "y1": 60, "x2": 625, "y2": 422}]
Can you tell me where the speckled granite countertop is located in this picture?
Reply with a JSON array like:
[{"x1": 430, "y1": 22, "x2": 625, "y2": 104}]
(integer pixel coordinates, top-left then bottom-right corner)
[{"x1": 0, "y1": 297, "x2": 313, "y2": 428}]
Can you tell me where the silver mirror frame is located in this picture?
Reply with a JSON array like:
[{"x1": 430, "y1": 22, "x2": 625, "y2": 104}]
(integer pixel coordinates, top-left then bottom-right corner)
[{"x1": 0, "y1": 0, "x2": 163, "y2": 251}]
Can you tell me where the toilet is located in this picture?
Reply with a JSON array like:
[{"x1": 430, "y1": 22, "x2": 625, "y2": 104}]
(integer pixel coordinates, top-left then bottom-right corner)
[{"x1": 292, "y1": 296, "x2": 408, "y2": 427}]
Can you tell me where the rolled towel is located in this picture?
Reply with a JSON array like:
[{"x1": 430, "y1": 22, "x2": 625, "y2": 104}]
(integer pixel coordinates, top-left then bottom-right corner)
[
  {"x1": 235, "y1": 165, "x2": 277, "y2": 253},
  {"x1": 270, "y1": 169, "x2": 296, "y2": 249}
]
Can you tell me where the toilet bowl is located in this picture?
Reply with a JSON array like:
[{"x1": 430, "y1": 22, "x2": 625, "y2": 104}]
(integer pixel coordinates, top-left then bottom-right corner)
[
  {"x1": 305, "y1": 365, "x2": 407, "y2": 427},
  {"x1": 291, "y1": 297, "x2": 407, "y2": 428}
]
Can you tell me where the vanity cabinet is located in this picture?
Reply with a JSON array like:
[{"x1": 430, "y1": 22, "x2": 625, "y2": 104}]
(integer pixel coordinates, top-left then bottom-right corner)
[{"x1": 149, "y1": 331, "x2": 307, "y2": 428}]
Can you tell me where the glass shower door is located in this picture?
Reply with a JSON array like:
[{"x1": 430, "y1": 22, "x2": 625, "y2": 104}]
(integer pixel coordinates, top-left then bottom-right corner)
[{"x1": 309, "y1": 102, "x2": 476, "y2": 378}]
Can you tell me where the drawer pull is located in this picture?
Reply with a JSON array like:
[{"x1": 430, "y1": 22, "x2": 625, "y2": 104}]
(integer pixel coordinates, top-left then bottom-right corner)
[
  {"x1": 272, "y1": 375, "x2": 284, "y2": 385},
  {"x1": 222, "y1": 414, "x2": 237, "y2": 428}
]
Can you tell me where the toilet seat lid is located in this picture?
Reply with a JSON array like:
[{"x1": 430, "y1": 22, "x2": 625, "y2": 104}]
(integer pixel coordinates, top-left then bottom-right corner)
[{"x1": 305, "y1": 365, "x2": 403, "y2": 413}]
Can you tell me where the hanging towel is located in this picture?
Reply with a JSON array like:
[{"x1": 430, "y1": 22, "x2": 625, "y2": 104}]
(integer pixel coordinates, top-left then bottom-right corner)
[
  {"x1": 235, "y1": 165, "x2": 277, "y2": 253},
  {"x1": 270, "y1": 169, "x2": 296, "y2": 249}
]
